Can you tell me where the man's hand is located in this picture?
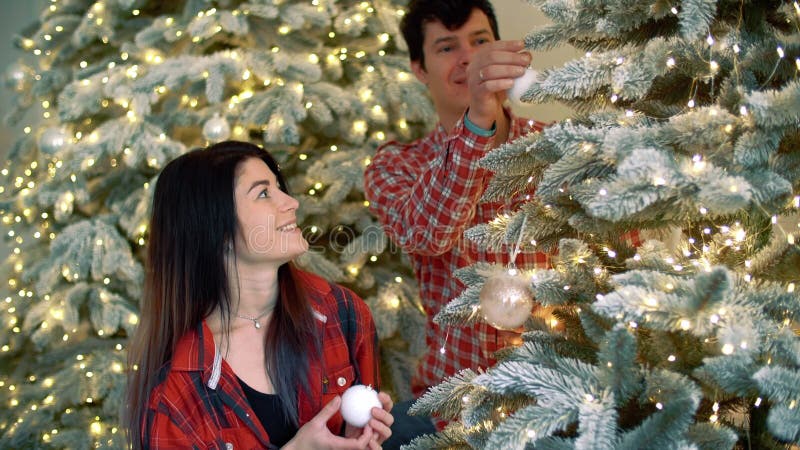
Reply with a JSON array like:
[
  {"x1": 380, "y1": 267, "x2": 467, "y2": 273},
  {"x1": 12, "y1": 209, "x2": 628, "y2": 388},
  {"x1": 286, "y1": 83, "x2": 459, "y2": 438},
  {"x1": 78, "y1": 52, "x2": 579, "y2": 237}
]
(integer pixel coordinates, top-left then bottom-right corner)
[{"x1": 467, "y1": 40, "x2": 532, "y2": 129}]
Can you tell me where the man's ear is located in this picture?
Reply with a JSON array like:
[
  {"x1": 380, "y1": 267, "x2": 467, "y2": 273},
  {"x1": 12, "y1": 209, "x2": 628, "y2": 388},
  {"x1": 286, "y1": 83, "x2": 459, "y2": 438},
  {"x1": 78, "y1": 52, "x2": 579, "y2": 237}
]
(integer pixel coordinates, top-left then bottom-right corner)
[{"x1": 410, "y1": 60, "x2": 428, "y2": 84}]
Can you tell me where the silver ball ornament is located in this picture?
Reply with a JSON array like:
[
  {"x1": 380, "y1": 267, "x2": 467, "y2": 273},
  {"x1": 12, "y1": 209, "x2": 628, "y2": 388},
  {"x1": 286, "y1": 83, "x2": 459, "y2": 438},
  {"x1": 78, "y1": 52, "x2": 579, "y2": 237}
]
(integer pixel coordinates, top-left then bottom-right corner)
[
  {"x1": 4, "y1": 62, "x2": 32, "y2": 92},
  {"x1": 38, "y1": 126, "x2": 68, "y2": 155},
  {"x1": 202, "y1": 113, "x2": 231, "y2": 142},
  {"x1": 479, "y1": 270, "x2": 535, "y2": 330},
  {"x1": 507, "y1": 68, "x2": 539, "y2": 107}
]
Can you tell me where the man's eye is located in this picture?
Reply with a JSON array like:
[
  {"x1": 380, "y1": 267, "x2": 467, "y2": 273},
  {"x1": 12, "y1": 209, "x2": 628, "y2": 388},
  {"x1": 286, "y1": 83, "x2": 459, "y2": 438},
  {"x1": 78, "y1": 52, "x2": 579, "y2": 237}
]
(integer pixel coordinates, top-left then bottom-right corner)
[
  {"x1": 475, "y1": 38, "x2": 490, "y2": 45},
  {"x1": 438, "y1": 46, "x2": 452, "y2": 53}
]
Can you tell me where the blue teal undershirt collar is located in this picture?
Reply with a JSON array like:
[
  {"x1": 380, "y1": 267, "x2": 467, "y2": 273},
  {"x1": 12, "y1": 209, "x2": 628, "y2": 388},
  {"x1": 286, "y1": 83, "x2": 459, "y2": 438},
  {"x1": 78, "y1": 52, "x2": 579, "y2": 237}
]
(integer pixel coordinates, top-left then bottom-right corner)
[{"x1": 463, "y1": 109, "x2": 497, "y2": 137}]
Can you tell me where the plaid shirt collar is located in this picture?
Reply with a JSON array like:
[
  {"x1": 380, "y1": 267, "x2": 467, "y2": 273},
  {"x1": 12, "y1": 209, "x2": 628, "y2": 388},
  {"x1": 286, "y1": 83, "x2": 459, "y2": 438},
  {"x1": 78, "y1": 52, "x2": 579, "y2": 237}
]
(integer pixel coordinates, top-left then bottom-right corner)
[
  {"x1": 169, "y1": 321, "x2": 217, "y2": 380},
  {"x1": 170, "y1": 309, "x2": 329, "y2": 391}
]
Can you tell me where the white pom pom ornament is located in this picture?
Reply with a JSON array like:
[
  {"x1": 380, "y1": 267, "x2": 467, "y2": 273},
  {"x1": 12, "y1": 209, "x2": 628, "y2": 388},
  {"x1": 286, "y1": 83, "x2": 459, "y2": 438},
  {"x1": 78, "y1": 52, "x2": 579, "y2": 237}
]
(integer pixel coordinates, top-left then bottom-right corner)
[
  {"x1": 507, "y1": 68, "x2": 539, "y2": 107},
  {"x1": 340, "y1": 385, "x2": 381, "y2": 428}
]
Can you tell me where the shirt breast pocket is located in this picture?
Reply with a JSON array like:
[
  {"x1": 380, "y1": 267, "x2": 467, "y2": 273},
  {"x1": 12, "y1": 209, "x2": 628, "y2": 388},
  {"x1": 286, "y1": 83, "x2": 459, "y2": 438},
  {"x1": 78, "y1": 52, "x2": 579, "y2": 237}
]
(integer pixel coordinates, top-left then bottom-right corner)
[
  {"x1": 323, "y1": 364, "x2": 356, "y2": 398},
  {"x1": 321, "y1": 364, "x2": 357, "y2": 434}
]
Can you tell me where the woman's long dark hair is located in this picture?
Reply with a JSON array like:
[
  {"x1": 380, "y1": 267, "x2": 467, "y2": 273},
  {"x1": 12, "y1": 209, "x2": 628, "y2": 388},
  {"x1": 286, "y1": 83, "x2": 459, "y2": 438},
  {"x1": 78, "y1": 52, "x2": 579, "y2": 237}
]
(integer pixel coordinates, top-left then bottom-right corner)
[{"x1": 124, "y1": 141, "x2": 318, "y2": 448}]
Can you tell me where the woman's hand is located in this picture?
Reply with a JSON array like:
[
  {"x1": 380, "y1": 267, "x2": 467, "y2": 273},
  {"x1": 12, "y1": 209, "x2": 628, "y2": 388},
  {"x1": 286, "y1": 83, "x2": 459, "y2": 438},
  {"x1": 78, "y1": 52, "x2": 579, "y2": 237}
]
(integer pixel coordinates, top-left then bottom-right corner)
[
  {"x1": 284, "y1": 396, "x2": 374, "y2": 450},
  {"x1": 344, "y1": 391, "x2": 394, "y2": 450}
]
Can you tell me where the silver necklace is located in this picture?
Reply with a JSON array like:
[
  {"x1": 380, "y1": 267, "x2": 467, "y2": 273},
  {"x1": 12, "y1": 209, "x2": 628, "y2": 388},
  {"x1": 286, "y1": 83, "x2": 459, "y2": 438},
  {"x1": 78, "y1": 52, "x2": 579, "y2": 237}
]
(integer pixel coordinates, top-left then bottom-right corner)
[{"x1": 235, "y1": 311, "x2": 270, "y2": 329}]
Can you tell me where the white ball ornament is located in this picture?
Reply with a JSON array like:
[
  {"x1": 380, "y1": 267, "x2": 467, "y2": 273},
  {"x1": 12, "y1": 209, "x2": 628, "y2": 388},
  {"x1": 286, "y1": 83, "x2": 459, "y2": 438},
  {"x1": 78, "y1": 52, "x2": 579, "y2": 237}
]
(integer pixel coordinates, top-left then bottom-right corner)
[
  {"x1": 479, "y1": 270, "x2": 535, "y2": 330},
  {"x1": 202, "y1": 113, "x2": 231, "y2": 142},
  {"x1": 507, "y1": 68, "x2": 539, "y2": 107},
  {"x1": 38, "y1": 126, "x2": 68, "y2": 155},
  {"x1": 340, "y1": 385, "x2": 381, "y2": 428}
]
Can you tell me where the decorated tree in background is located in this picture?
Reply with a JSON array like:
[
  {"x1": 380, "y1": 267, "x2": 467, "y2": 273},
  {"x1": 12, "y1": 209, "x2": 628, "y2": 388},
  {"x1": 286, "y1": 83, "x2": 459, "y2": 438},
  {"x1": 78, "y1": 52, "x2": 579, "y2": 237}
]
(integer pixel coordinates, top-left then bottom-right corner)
[
  {"x1": 407, "y1": 0, "x2": 800, "y2": 448},
  {"x1": 0, "y1": 0, "x2": 433, "y2": 447}
]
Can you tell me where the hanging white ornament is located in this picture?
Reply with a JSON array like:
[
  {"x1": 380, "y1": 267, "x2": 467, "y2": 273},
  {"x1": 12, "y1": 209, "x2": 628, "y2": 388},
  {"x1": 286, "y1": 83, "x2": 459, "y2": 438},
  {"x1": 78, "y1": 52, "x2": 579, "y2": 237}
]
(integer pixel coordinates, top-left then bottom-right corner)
[
  {"x1": 38, "y1": 126, "x2": 68, "y2": 155},
  {"x1": 479, "y1": 269, "x2": 535, "y2": 330},
  {"x1": 202, "y1": 113, "x2": 231, "y2": 142},
  {"x1": 4, "y1": 62, "x2": 33, "y2": 92},
  {"x1": 340, "y1": 385, "x2": 381, "y2": 428},
  {"x1": 507, "y1": 68, "x2": 539, "y2": 107}
]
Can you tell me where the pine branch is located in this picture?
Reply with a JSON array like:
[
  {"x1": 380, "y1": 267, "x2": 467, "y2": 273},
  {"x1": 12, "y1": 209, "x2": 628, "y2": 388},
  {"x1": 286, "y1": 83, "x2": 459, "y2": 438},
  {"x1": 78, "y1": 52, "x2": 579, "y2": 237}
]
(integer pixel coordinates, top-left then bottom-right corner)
[{"x1": 409, "y1": 369, "x2": 479, "y2": 420}]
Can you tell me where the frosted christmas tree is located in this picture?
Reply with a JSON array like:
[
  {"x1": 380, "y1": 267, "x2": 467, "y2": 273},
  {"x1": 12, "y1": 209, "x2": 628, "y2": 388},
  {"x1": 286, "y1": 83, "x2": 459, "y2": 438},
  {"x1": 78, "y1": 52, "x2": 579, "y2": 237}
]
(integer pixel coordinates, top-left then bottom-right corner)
[
  {"x1": 0, "y1": 0, "x2": 433, "y2": 447},
  {"x1": 407, "y1": 0, "x2": 800, "y2": 448}
]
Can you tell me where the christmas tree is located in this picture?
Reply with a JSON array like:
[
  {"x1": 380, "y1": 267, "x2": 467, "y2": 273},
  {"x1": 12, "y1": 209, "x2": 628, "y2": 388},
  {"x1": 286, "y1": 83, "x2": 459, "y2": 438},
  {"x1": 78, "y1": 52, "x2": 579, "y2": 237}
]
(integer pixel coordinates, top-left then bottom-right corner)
[
  {"x1": 0, "y1": 0, "x2": 433, "y2": 447},
  {"x1": 407, "y1": 0, "x2": 800, "y2": 448}
]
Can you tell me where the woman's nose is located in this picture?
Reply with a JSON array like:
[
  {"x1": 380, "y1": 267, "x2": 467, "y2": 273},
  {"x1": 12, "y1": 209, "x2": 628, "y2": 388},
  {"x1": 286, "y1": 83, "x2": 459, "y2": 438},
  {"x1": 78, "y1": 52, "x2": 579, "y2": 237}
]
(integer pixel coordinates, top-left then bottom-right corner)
[{"x1": 281, "y1": 191, "x2": 299, "y2": 211}]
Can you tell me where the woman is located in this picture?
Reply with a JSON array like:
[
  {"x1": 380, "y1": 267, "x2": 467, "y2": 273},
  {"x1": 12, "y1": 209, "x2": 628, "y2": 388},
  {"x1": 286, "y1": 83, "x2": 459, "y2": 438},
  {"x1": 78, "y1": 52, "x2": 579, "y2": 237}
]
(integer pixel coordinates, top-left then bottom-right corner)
[{"x1": 125, "y1": 141, "x2": 393, "y2": 449}]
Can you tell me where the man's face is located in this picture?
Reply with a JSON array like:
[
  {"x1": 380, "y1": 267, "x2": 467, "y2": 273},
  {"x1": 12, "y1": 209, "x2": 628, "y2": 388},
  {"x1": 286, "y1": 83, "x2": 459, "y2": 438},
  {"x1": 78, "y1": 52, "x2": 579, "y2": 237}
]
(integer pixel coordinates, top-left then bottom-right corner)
[{"x1": 411, "y1": 9, "x2": 495, "y2": 121}]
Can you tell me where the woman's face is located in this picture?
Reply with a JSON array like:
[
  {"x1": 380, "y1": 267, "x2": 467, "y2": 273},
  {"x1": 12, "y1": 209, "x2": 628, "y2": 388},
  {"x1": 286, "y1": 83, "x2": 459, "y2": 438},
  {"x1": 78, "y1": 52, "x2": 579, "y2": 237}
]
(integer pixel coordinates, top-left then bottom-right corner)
[{"x1": 231, "y1": 157, "x2": 308, "y2": 266}]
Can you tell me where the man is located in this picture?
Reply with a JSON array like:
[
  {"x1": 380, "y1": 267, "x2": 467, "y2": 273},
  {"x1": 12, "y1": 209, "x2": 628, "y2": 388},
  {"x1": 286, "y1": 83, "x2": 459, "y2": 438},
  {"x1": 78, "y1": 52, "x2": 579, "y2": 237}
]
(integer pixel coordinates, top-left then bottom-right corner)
[{"x1": 364, "y1": 0, "x2": 549, "y2": 447}]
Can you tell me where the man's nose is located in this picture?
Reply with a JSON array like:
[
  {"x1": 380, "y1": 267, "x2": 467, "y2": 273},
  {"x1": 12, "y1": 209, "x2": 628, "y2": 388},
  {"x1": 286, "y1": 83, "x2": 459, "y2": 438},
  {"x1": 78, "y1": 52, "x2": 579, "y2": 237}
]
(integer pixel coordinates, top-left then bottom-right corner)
[{"x1": 457, "y1": 45, "x2": 476, "y2": 67}]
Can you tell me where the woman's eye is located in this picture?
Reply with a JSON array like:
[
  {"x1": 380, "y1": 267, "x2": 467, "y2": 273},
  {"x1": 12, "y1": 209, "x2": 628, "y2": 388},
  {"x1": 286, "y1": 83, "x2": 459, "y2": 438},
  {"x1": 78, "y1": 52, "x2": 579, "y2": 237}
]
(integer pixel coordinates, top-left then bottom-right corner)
[{"x1": 258, "y1": 189, "x2": 269, "y2": 198}]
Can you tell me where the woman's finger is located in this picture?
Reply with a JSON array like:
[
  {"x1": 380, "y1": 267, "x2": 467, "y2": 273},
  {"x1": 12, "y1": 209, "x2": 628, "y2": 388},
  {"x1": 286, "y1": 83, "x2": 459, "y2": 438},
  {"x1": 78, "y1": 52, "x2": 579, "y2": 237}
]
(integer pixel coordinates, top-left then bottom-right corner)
[
  {"x1": 313, "y1": 396, "x2": 342, "y2": 424},
  {"x1": 377, "y1": 392, "x2": 393, "y2": 412},
  {"x1": 368, "y1": 417, "x2": 392, "y2": 443}
]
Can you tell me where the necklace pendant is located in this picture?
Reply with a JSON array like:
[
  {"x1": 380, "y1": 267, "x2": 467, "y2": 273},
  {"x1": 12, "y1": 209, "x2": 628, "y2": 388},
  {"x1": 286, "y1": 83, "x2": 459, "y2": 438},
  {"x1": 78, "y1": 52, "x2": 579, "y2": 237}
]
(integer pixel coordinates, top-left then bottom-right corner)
[{"x1": 254, "y1": 320, "x2": 261, "y2": 329}]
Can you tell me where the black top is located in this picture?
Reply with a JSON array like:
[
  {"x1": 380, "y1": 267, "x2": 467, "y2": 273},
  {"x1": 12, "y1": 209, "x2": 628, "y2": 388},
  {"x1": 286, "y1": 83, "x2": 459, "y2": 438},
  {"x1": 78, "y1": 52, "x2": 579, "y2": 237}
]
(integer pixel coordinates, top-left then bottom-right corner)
[{"x1": 237, "y1": 377, "x2": 298, "y2": 448}]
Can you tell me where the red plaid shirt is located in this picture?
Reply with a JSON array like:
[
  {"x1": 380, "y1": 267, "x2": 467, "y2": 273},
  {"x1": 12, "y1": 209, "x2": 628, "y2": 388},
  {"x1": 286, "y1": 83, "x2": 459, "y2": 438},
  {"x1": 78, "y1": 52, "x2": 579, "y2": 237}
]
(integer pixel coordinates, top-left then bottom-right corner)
[
  {"x1": 365, "y1": 109, "x2": 549, "y2": 396},
  {"x1": 142, "y1": 270, "x2": 379, "y2": 449}
]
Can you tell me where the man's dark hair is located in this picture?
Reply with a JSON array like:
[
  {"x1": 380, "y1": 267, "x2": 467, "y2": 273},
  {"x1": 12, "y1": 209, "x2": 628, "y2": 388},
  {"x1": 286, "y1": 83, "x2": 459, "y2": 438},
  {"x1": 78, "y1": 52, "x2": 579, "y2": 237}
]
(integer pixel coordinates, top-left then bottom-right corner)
[{"x1": 400, "y1": 0, "x2": 500, "y2": 69}]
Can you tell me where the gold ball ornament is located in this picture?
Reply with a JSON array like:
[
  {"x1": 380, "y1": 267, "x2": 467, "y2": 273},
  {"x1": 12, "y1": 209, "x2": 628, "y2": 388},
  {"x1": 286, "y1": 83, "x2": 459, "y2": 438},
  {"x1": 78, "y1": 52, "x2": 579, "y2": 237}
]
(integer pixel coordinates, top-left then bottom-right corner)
[{"x1": 479, "y1": 270, "x2": 535, "y2": 330}]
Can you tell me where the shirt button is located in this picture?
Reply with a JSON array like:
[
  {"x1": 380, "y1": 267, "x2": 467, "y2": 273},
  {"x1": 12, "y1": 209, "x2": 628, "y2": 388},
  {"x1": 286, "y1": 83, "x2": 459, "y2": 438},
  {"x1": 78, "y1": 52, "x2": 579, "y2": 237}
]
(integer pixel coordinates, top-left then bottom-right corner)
[
  {"x1": 225, "y1": 443, "x2": 233, "y2": 450},
  {"x1": 337, "y1": 376, "x2": 347, "y2": 387}
]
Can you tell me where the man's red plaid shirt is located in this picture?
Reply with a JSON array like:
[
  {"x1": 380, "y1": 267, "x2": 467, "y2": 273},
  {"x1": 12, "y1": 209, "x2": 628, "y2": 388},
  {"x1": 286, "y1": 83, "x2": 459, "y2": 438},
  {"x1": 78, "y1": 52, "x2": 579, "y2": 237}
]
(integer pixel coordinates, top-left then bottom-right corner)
[{"x1": 365, "y1": 109, "x2": 550, "y2": 396}]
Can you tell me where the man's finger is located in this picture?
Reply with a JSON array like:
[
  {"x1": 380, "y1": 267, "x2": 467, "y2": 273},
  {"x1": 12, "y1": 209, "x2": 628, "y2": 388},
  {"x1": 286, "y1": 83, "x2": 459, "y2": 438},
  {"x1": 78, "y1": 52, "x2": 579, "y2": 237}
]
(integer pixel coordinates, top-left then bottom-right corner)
[
  {"x1": 486, "y1": 39, "x2": 526, "y2": 52},
  {"x1": 478, "y1": 65, "x2": 528, "y2": 84},
  {"x1": 479, "y1": 79, "x2": 514, "y2": 92},
  {"x1": 479, "y1": 50, "x2": 532, "y2": 68}
]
